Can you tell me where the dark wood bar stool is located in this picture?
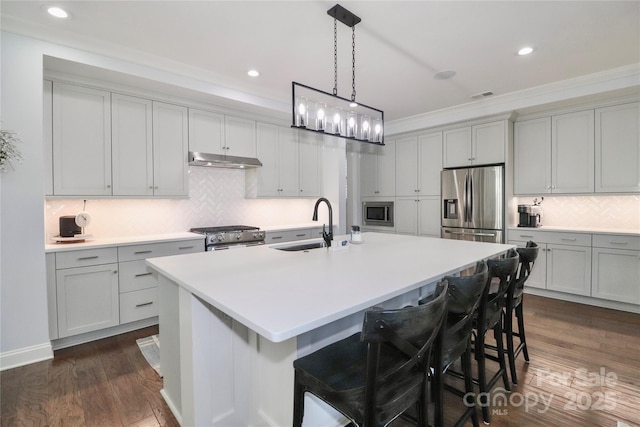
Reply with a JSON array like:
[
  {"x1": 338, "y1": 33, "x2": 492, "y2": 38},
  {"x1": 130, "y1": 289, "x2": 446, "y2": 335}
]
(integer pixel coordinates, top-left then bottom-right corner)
[
  {"x1": 292, "y1": 284, "x2": 448, "y2": 427},
  {"x1": 421, "y1": 262, "x2": 487, "y2": 427},
  {"x1": 473, "y1": 249, "x2": 519, "y2": 424},
  {"x1": 504, "y1": 241, "x2": 539, "y2": 385}
]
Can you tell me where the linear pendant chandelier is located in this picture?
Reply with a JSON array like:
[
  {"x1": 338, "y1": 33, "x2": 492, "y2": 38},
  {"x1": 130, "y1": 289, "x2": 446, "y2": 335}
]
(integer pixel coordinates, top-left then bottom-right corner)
[{"x1": 292, "y1": 4, "x2": 384, "y2": 145}]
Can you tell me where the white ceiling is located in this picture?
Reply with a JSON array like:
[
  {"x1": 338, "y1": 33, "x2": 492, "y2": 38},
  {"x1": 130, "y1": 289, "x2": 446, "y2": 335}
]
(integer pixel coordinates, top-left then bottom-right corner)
[{"x1": 2, "y1": 1, "x2": 639, "y2": 121}]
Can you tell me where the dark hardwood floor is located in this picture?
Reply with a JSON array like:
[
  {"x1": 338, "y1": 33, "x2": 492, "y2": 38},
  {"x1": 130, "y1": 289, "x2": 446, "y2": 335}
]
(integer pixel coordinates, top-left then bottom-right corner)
[{"x1": 2, "y1": 295, "x2": 639, "y2": 427}]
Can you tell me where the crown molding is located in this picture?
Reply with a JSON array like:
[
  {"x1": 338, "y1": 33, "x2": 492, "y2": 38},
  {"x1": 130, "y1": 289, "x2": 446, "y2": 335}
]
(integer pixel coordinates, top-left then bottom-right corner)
[{"x1": 386, "y1": 64, "x2": 640, "y2": 136}]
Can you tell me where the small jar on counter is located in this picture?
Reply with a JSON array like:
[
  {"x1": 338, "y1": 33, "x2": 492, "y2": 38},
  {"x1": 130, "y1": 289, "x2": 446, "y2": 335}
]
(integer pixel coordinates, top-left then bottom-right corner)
[{"x1": 350, "y1": 225, "x2": 362, "y2": 243}]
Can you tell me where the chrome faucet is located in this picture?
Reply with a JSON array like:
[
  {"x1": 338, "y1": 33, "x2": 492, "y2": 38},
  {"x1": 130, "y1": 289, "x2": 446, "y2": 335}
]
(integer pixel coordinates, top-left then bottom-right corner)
[{"x1": 312, "y1": 197, "x2": 333, "y2": 247}]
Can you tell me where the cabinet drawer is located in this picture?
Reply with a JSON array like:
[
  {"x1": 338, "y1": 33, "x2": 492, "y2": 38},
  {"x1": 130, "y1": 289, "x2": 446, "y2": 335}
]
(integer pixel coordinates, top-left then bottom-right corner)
[
  {"x1": 120, "y1": 288, "x2": 158, "y2": 324},
  {"x1": 119, "y1": 260, "x2": 158, "y2": 293},
  {"x1": 592, "y1": 234, "x2": 640, "y2": 251},
  {"x1": 56, "y1": 247, "x2": 118, "y2": 269},
  {"x1": 118, "y1": 239, "x2": 203, "y2": 262},
  {"x1": 265, "y1": 229, "x2": 311, "y2": 244},
  {"x1": 543, "y1": 232, "x2": 591, "y2": 247},
  {"x1": 507, "y1": 229, "x2": 547, "y2": 243}
]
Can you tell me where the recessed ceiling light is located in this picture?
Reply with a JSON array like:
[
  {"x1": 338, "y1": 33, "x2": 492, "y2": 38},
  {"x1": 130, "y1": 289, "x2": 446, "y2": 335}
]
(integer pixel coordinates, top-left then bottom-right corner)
[
  {"x1": 518, "y1": 46, "x2": 534, "y2": 56},
  {"x1": 47, "y1": 6, "x2": 69, "y2": 18},
  {"x1": 247, "y1": 69, "x2": 260, "y2": 77},
  {"x1": 433, "y1": 70, "x2": 456, "y2": 80}
]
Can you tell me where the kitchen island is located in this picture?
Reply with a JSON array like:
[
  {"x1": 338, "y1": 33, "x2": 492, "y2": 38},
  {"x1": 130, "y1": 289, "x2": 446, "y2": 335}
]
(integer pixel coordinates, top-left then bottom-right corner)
[{"x1": 146, "y1": 233, "x2": 513, "y2": 426}]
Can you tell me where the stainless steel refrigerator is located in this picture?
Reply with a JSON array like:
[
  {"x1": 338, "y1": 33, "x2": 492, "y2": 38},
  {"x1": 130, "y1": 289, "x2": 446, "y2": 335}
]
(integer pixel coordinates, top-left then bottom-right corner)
[{"x1": 441, "y1": 165, "x2": 504, "y2": 243}]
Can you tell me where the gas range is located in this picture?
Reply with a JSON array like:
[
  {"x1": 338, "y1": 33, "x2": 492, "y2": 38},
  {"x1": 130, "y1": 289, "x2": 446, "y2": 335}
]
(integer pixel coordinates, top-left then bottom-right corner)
[{"x1": 190, "y1": 225, "x2": 265, "y2": 251}]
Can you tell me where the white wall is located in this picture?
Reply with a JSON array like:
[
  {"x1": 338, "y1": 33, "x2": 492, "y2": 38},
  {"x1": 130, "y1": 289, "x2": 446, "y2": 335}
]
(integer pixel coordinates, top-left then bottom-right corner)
[{"x1": 1, "y1": 33, "x2": 52, "y2": 368}]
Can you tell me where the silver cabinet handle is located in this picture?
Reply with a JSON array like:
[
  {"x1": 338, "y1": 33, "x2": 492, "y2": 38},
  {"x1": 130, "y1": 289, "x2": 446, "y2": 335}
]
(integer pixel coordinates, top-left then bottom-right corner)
[
  {"x1": 134, "y1": 272, "x2": 153, "y2": 278},
  {"x1": 78, "y1": 256, "x2": 99, "y2": 261},
  {"x1": 134, "y1": 250, "x2": 153, "y2": 255},
  {"x1": 519, "y1": 235, "x2": 534, "y2": 238},
  {"x1": 609, "y1": 241, "x2": 628, "y2": 245},
  {"x1": 561, "y1": 238, "x2": 577, "y2": 242},
  {"x1": 296, "y1": 233, "x2": 306, "y2": 237},
  {"x1": 135, "y1": 301, "x2": 153, "y2": 308},
  {"x1": 271, "y1": 236, "x2": 283, "y2": 240},
  {"x1": 179, "y1": 246, "x2": 195, "y2": 250}
]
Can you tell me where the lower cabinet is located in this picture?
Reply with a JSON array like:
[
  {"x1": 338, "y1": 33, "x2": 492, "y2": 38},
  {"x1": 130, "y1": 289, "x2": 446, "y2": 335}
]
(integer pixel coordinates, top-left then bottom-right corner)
[
  {"x1": 591, "y1": 234, "x2": 640, "y2": 304},
  {"x1": 48, "y1": 238, "x2": 202, "y2": 342},
  {"x1": 545, "y1": 244, "x2": 592, "y2": 296}
]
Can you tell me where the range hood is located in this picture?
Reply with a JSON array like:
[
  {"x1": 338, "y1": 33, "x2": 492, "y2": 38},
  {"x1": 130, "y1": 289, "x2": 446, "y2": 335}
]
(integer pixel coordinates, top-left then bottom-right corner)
[{"x1": 188, "y1": 151, "x2": 262, "y2": 169}]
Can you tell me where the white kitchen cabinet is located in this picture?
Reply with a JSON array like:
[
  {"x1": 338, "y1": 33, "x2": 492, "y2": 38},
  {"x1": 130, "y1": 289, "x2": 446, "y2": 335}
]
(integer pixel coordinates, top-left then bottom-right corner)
[
  {"x1": 551, "y1": 110, "x2": 594, "y2": 193},
  {"x1": 395, "y1": 196, "x2": 440, "y2": 237},
  {"x1": 188, "y1": 108, "x2": 225, "y2": 155},
  {"x1": 360, "y1": 141, "x2": 395, "y2": 197},
  {"x1": 298, "y1": 132, "x2": 321, "y2": 197},
  {"x1": 591, "y1": 234, "x2": 640, "y2": 304},
  {"x1": 255, "y1": 123, "x2": 298, "y2": 197},
  {"x1": 514, "y1": 110, "x2": 594, "y2": 195},
  {"x1": 396, "y1": 132, "x2": 443, "y2": 197},
  {"x1": 546, "y1": 243, "x2": 592, "y2": 296},
  {"x1": 595, "y1": 102, "x2": 640, "y2": 193},
  {"x1": 225, "y1": 115, "x2": 257, "y2": 158},
  {"x1": 52, "y1": 82, "x2": 112, "y2": 196},
  {"x1": 111, "y1": 93, "x2": 154, "y2": 196},
  {"x1": 56, "y1": 262, "x2": 119, "y2": 338},
  {"x1": 443, "y1": 120, "x2": 505, "y2": 168},
  {"x1": 152, "y1": 101, "x2": 189, "y2": 197},
  {"x1": 265, "y1": 229, "x2": 311, "y2": 244},
  {"x1": 44, "y1": 80, "x2": 54, "y2": 196}
]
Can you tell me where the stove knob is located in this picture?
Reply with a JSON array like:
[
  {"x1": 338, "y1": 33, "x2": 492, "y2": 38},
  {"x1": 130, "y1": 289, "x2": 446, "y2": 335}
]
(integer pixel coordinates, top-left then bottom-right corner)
[
  {"x1": 217, "y1": 234, "x2": 225, "y2": 242},
  {"x1": 236, "y1": 233, "x2": 242, "y2": 240}
]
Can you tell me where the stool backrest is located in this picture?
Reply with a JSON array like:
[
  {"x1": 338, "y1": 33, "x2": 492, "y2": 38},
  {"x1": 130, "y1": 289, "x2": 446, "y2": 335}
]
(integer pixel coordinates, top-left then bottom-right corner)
[
  {"x1": 360, "y1": 282, "x2": 448, "y2": 424},
  {"x1": 478, "y1": 249, "x2": 519, "y2": 332},
  {"x1": 512, "y1": 241, "x2": 540, "y2": 302}
]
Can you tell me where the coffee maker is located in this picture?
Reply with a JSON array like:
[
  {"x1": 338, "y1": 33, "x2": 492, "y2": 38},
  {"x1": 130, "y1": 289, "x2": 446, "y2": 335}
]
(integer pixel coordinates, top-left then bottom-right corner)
[{"x1": 517, "y1": 198, "x2": 543, "y2": 228}]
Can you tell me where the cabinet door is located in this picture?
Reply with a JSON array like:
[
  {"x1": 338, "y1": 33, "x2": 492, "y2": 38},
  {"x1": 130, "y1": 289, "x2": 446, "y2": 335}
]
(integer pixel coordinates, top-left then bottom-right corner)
[
  {"x1": 298, "y1": 132, "x2": 321, "y2": 197},
  {"x1": 189, "y1": 109, "x2": 225, "y2": 155},
  {"x1": 56, "y1": 263, "x2": 119, "y2": 338},
  {"x1": 396, "y1": 136, "x2": 419, "y2": 197},
  {"x1": 152, "y1": 102, "x2": 189, "y2": 197},
  {"x1": 552, "y1": 110, "x2": 594, "y2": 193},
  {"x1": 377, "y1": 141, "x2": 396, "y2": 197},
  {"x1": 360, "y1": 149, "x2": 379, "y2": 197},
  {"x1": 418, "y1": 132, "x2": 442, "y2": 196},
  {"x1": 278, "y1": 126, "x2": 299, "y2": 197},
  {"x1": 52, "y1": 82, "x2": 112, "y2": 196},
  {"x1": 514, "y1": 117, "x2": 552, "y2": 195},
  {"x1": 472, "y1": 121, "x2": 505, "y2": 165},
  {"x1": 443, "y1": 127, "x2": 471, "y2": 168},
  {"x1": 418, "y1": 197, "x2": 440, "y2": 237},
  {"x1": 546, "y1": 244, "x2": 591, "y2": 296},
  {"x1": 592, "y1": 248, "x2": 640, "y2": 304},
  {"x1": 112, "y1": 94, "x2": 153, "y2": 196},
  {"x1": 395, "y1": 198, "x2": 418, "y2": 235},
  {"x1": 255, "y1": 123, "x2": 280, "y2": 197},
  {"x1": 595, "y1": 102, "x2": 640, "y2": 193},
  {"x1": 225, "y1": 116, "x2": 256, "y2": 158},
  {"x1": 44, "y1": 80, "x2": 54, "y2": 196}
]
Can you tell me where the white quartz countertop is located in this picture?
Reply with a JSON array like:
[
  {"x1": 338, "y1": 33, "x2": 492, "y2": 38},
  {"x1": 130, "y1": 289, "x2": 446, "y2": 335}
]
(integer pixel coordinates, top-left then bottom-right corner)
[
  {"x1": 146, "y1": 233, "x2": 514, "y2": 343},
  {"x1": 508, "y1": 226, "x2": 640, "y2": 236},
  {"x1": 45, "y1": 232, "x2": 204, "y2": 253}
]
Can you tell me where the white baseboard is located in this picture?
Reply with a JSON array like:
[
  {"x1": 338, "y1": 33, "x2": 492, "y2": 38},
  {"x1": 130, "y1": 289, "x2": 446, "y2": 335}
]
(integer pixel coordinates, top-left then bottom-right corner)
[
  {"x1": 1, "y1": 342, "x2": 53, "y2": 371},
  {"x1": 52, "y1": 317, "x2": 158, "y2": 350},
  {"x1": 161, "y1": 388, "x2": 183, "y2": 426}
]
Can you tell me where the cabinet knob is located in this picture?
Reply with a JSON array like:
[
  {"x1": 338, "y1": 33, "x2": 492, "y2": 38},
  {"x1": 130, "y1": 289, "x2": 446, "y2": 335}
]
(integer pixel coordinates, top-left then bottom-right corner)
[
  {"x1": 113, "y1": 270, "x2": 118, "y2": 274},
  {"x1": 149, "y1": 186, "x2": 154, "y2": 189},
  {"x1": 154, "y1": 186, "x2": 159, "y2": 190},
  {"x1": 106, "y1": 185, "x2": 111, "y2": 189}
]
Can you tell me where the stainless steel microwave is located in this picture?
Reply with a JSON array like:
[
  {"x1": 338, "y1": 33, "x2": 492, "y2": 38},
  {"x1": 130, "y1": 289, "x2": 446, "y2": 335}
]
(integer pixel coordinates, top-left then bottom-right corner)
[{"x1": 362, "y1": 201, "x2": 394, "y2": 227}]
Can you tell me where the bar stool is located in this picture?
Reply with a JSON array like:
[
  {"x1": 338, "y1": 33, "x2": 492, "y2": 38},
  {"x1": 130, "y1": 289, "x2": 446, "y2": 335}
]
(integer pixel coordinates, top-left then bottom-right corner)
[
  {"x1": 473, "y1": 249, "x2": 519, "y2": 424},
  {"x1": 292, "y1": 283, "x2": 448, "y2": 427},
  {"x1": 504, "y1": 241, "x2": 539, "y2": 385},
  {"x1": 421, "y1": 262, "x2": 487, "y2": 427}
]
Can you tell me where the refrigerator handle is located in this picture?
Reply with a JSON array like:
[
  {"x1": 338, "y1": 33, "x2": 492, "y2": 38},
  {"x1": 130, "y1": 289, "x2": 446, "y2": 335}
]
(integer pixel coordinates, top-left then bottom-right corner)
[
  {"x1": 468, "y1": 173, "x2": 473, "y2": 221},
  {"x1": 464, "y1": 173, "x2": 470, "y2": 223}
]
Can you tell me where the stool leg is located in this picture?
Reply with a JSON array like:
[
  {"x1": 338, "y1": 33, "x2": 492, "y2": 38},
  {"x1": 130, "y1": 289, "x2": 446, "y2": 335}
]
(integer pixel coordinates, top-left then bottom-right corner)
[
  {"x1": 516, "y1": 303, "x2": 530, "y2": 362},
  {"x1": 475, "y1": 337, "x2": 490, "y2": 424},
  {"x1": 462, "y1": 340, "x2": 480, "y2": 427},
  {"x1": 504, "y1": 307, "x2": 519, "y2": 385},
  {"x1": 293, "y1": 373, "x2": 305, "y2": 427},
  {"x1": 494, "y1": 322, "x2": 511, "y2": 392}
]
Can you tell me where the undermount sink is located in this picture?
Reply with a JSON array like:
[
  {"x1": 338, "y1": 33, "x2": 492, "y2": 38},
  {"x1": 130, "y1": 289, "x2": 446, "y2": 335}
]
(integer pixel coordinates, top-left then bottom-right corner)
[{"x1": 272, "y1": 241, "x2": 326, "y2": 252}]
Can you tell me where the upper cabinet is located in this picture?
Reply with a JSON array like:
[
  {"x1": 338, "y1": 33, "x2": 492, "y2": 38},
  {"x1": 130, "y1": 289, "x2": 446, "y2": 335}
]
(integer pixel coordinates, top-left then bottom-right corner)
[
  {"x1": 52, "y1": 82, "x2": 112, "y2": 196},
  {"x1": 188, "y1": 109, "x2": 256, "y2": 159},
  {"x1": 396, "y1": 132, "x2": 442, "y2": 197},
  {"x1": 443, "y1": 120, "x2": 505, "y2": 168},
  {"x1": 47, "y1": 82, "x2": 189, "y2": 198},
  {"x1": 361, "y1": 141, "x2": 396, "y2": 198},
  {"x1": 595, "y1": 102, "x2": 640, "y2": 193},
  {"x1": 250, "y1": 123, "x2": 321, "y2": 198},
  {"x1": 43, "y1": 80, "x2": 54, "y2": 195}
]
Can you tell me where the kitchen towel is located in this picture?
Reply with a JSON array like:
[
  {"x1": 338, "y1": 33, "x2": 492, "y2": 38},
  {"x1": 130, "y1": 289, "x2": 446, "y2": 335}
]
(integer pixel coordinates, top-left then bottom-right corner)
[{"x1": 136, "y1": 334, "x2": 162, "y2": 377}]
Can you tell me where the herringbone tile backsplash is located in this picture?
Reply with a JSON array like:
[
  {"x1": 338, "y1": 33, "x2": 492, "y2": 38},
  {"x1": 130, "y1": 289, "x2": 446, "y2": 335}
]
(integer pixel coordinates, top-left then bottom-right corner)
[{"x1": 45, "y1": 167, "x2": 318, "y2": 239}]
